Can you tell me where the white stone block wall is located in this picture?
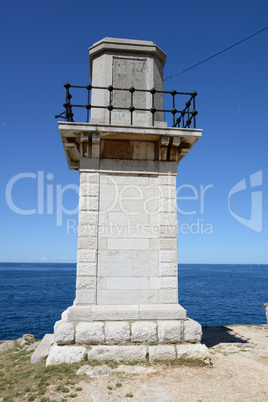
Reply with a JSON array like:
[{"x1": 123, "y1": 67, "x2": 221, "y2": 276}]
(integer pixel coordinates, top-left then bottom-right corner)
[
  {"x1": 75, "y1": 170, "x2": 178, "y2": 306},
  {"x1": 53, "y1": 318, "x2": 201, "y2": 346},
  {"x1": 75, "y1": 172, "x2": 100, "y2": 305},
  {"x1": 96, "y1": 172, "x2": 178, "y2": 305}
]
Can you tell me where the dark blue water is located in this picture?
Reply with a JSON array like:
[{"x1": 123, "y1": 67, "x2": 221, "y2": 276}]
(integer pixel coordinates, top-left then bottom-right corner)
[{"x1": 0, "y1": 263, "x2": 267, "y2": 340}]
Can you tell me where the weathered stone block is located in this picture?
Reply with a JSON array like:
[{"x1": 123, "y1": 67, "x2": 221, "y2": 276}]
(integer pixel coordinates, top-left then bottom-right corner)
[
  {"x1": 80, "y1": 172, "x2": 99, "y2": 184},
  {"x1": 78, "y1": 224, "x2": 97, "y2": 237},
  {"x1": 160, "y1": 251, "x2": 177, "y2": 263},
  {"x1": 76, "y1": 322, "x2": 104, "y2": 345},
  {"x1": 176, "y1": 344, "x2": 209, "y2": 360},
  {"x1": 74, "y1": 289, "x2": 95, "y2": 305},
  {"x1": 97, "y1": 289, "x2": 158, "y2": 305},
  {"x1": 149, "y1": 277, "x2": 160, "y2": 289},
  {"x1": 80, "y1": 183, "x2": 99, "y2": 197},
  {"x1": 160, "y1": 185, "x2": 176, "y2": 199},
  {"x1": 77, "y1": 249, "x2": 96, "y2": 263},
  {"x1": 77, "y1": 236, "x2": 97, "y2": 250},
  {"x1": 159, "y1": 175, "x2": 176, "y2": 186},
  {"x1": 98, "y1": 250, "x2": 158, "y2": 277},
  {"x1": 159, "y1": 239, "x2": 177, "y2": 250},
  {"x1": 159, "y1": 289, "x2": 178, "y2": 304},
  {"x1": 140, "y1": 304, "x2": 186, "y2": 320},
  {"x1": 159, "y1": 262, "x2": 177, "y2": 276},
  {"x1": 76, "y1": 276, "x2": 96, "y2": 290},
  {"x1": 77, "y1": 262, "x2": 96, "y2": 276},
  {"x1": 88, "y1": 345, "x2": 147, "y2": 361},
  {"x1": 79, "y1": 196, "x2": 98, "y2": 211},
  {"x1": 131, "y1": 321, "x2": 157, "y2": 343},
  {"x1": 160, "y1": 212, "x2": 177, "y2": 226},
  {"x1": 159, "y1": 225, "x2": 177, "y2": 238},
  {"x1": 54, "y1": 321, "x2": 74, "y2": 345},
  {"x1": 183, "y1": 318, "x2": 202, "y2": 343},
  {"x1": 67, "y1": 306, "x2": 92, "y2": 322},
  {"x1": 106, "y1": 276, "x2": 150, "y2": 290},
  {"x1": 107, "y1": 238, "x2": 150, "y2": 250},
  {"x1": 46, "y1": 344, "x2": 87, "y2": 366},
  {"x1": 149, "y1": 345, "x2": 176, "y2": 361},
  {"x1": 158, "y1": 321, "x2": 182, "y2": 344},
  {"x1": 105, "y1": 322, "x2": 130, "y2": 345},
  {"x1": 61, "y1": 309, "x2": 68, "y2": 321},
  {"x1": 160, "y1": 277, "x2": 178, "y2": 289},
  {"x1": 160, "y1": 198, "x2": 177, "y2": 213}
]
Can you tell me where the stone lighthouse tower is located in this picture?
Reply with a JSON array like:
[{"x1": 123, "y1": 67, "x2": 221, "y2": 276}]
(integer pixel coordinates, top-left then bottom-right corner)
[{"x1": 46, "y1": 38, "x2": 207, "y2": 365}]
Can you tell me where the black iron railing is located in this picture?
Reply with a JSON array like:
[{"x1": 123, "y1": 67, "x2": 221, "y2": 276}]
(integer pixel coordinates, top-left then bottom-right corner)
[{"x1": 55, "y1": 83, "x2": 198, "y2": 128}]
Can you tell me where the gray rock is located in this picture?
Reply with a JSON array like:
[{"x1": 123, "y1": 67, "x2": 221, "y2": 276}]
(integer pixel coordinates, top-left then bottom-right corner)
[
  {"x1": 26, "y1": 341, "x2": 41, "y2": 352},
  {"x1": 77, "y1": 364, "x2": 112, "y2": 378},
  {"x1": 17, "y1": 334, "x2": 36, "y2": 346},
  {"x1": 0, "y1": 340, "x2": 16, "y2": 354},
  {"x1": 113, "y1": 365, "x2": 156, "y2": 374}
]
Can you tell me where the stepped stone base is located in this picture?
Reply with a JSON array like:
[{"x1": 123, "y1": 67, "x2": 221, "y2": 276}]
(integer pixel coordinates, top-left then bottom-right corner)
[{"x1": 46, "y1": 304, "x2": 206, "y2": 365}]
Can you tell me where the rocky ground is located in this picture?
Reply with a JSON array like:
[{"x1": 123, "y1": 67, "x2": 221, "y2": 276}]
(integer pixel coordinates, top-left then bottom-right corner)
[{"x1": 0, "y1": 325, "x2": 268, "y2": 401}]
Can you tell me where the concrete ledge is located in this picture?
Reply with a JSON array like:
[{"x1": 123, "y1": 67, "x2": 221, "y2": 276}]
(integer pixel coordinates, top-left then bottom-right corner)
[
  {"x1": 66, "y1": 304, "x2": 187, "y2": 322},
  {"x1": 31, "y1": 334, "x2": 54, "y2": 363},
  {"x1": 92, "y1": 305, "x2": 140, "y2": 321},
  {"x1": 140, "y1": 304, "x2": 186, "y2": 320}
]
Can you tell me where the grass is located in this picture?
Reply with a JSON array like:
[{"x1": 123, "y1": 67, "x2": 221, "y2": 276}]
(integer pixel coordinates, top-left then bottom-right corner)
[
  {"x1": 0, "y1": 341, "x2": 212, "y2": 400},
  {"x1": 0, "y1": 344, "x2": 87, "y2": 401}
]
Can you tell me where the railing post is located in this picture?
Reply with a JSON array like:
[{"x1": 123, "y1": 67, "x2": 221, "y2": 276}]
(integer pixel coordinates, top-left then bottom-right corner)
[{"x1": 107, "y1": 85, "x2": 114, "y2": 124}]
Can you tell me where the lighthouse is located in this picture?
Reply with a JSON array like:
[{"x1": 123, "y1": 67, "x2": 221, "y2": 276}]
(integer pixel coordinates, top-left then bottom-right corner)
[{"x1": 46, "y1": 38, "x2": 207, "y2": 365}]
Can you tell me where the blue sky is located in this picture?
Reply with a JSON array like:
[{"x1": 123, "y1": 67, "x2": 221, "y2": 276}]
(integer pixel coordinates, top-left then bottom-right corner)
[{"x1": 1, "y1": 0, "x2": 267, "y2": 264}]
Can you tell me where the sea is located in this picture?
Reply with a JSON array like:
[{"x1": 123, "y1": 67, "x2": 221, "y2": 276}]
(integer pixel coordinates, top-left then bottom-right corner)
[{"x1": 0, "y1": 263, "x2": 267, "y2": 341}]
